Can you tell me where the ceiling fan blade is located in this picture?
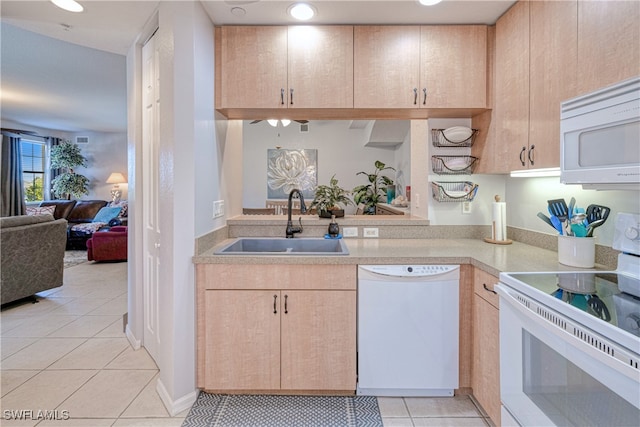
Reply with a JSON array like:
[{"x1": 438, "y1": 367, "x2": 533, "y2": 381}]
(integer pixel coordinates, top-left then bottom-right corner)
[
  {"x1": 249, "y1": 120, "x2": 262, "y2": 124},
  {"x1": 295, "y1": 120, "x2": 309, "y2": 124}
]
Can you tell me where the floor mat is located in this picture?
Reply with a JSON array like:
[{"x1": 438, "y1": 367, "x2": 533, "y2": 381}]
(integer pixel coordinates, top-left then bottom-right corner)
[{"x1": 182, "y1": 393, "x2": 383, "y2": 427}]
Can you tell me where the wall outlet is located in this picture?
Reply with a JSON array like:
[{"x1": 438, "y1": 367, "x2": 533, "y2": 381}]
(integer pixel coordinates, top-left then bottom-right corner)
[
  {"x1": 415, "y1": 193, "x2": 420, "y2": 208},
  {"x1": 462, "y1": 201, "x2": 472, "y2": 214},
  {"x1": 363, "y1": 227, "x2": 379, "y2": 238},
  {"x1": 343, "y1": 227, "x2": 358, "y2": 237},
  {"x1": 213, "y1": 200, "x2": 225, "y2": 218}
]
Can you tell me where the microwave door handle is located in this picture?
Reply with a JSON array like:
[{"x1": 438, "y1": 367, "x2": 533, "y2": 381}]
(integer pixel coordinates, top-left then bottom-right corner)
[{"x1": 495, "y1": 285, "x2": 639, "y2": 382}]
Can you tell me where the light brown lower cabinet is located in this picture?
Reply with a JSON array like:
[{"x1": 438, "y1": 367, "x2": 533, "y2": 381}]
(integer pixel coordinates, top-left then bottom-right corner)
[
  {"x1": 472, "y1": 268, "x2": 501, "y2": 425},
  {"x1": 197, "y1": 264, "x2": 357, "y2": 394}
]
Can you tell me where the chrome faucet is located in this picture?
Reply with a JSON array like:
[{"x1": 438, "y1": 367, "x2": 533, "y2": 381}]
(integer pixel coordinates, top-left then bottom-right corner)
[{"x1": 286, "y1": 188, "x2": 307, "y2": 238}]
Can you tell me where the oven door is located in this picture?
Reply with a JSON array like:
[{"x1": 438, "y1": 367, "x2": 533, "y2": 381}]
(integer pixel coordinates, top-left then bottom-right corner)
[{"x1": 497, "y1": 284, "x2": 640, "y2": 427}]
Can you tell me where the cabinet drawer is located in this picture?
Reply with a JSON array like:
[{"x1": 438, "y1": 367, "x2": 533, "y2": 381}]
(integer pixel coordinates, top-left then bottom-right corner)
[
  {"x1": 473, "y1": 268, "x2": 499, "y2": 309},
  {"x1": 197, "y1": 264, "x2": 357, "y2": 290}
]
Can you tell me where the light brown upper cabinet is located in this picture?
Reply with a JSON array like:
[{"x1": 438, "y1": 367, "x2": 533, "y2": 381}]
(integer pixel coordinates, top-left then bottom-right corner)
[
  {"x1": 529, "y1": 0, "x2": 578, "y2": 170},
  {"x1": 354, "y1": 25, "x2": 487, "y2": 109},
  {"x1": 577, "y1": 0, "x2": 640, "y2": 95},
  {"x1": 287, "y1": 26, "x2": 354, "y2": 108},
  {"x1": 218, "y1": 26, "x2": 288, "y2": 109},
  {"x1": 494, "y1": 0, "x2": 530, "y2": 173},
  {"x1": 217, "y1": 26, "x2": 353, "y2": 109},
  {"x1": 354, "y1": 26, "x2": 421, "y2": 108},
  {"x1": 420, "y1": 26, "x2": 487, "y2": 108}
]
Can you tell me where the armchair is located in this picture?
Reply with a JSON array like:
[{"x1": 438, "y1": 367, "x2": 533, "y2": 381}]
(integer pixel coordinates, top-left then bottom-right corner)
[{"x1": 86, "y1": 226, "x2": 128, "y2": 262}]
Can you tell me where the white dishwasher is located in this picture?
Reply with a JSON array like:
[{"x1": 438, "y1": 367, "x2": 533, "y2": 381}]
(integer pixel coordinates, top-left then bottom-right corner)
[{"x1": 357, "y1": 264, "x2": 460, "y2": 397}]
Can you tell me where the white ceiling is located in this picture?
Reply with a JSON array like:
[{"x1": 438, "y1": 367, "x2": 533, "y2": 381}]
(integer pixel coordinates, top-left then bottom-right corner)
[{"x1": 0, "y1": 0, "x2": 515, "y2": 134}]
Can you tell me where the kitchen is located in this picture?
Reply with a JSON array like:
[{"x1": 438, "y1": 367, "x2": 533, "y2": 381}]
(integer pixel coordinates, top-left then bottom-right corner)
[
  {"x1": 1, "y1": 0, "x2": 638, "y2": 424},
  {"x1": 192, "y1": 1, "x2": 640, "y2": 426}
]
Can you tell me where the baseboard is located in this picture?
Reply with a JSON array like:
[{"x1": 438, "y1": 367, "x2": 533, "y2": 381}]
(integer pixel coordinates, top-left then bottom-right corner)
[
  {"x1": 156, "y1": 377, "x2": 199, "y2": 416},
  {"x1": 125, "y1": 324, "x2": 141, "y2": 350}
]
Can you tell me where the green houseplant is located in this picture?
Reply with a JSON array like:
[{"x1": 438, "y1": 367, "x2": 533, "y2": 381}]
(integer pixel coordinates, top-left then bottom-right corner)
[
  {"x1": 352, "y1": 160, "x2": 395, "y2": 215},
  {"x1": 310, "y1": 174, "x2": 353, "y2": 218},
  {"x1": 51, "y1": 140, "x2": 89, "y2": 199}
]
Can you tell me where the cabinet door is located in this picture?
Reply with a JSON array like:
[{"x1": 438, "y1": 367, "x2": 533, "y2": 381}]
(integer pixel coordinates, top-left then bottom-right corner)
[
  {"x1": 577, "y1": 0, "x2": 640, "y2": 94},
  {"x1": 529, "y1": 0, "x2": 577, "y2": 170},
  {"x1": 495, "y1": 0, "x2": 530, "y2": 172},
  {"x1": 204, "y1": 290, "x2": 281, "y2": 390},
  {"x1": 281, "y1": 290, "x2": 356, "y2": 391},
  {"x1": 420, "y1": 26, "x2": 487, "y2": 108},
  {"x1": 472, "y1": 268, "x2": 500, "y2": 425},
  {"x1": 472, "y1": 293, "x2": 501, "y2": 425},
  {"x1": 354, "y1": 26, "x2": 421, "y2": 108},
  {"x1": 288, "y1": 26, "x2": 353, "y2": 108},
  {"x1": 219, "y1": 26, "x2": 288, "y2": 109}
]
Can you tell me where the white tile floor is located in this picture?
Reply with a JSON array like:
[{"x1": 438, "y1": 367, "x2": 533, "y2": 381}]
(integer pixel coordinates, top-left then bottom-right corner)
[
  {"x1": 1, "y1": 261, "x2": 187, "y2": 427},
  {"x1": 2, "y1": 258, "x2": 491, "y2": 427},
  {"x1": 378, "y1": 396, "x2": 491, "y2": 427}
]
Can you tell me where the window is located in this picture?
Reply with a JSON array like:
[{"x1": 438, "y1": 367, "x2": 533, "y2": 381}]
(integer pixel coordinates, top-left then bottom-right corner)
[{"x1": 21, "y1": 140, "x2": 46, "y2": 202}]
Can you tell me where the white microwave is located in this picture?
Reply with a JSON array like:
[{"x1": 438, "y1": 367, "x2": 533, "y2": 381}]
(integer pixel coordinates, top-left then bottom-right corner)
[{"x1": 561, "y1": 76, "x2": 640, "y2": 190}]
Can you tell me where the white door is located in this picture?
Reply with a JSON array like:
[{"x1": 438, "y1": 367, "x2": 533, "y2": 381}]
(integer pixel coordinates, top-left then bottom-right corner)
[{"x1": 142, "y1": 33, "x2": 160, "y2": 363}]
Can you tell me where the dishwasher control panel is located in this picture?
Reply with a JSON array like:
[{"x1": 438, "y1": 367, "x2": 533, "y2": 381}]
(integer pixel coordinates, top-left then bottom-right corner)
[{"x1": 359, "y1": 265, "x2": 459, "y2": 278}]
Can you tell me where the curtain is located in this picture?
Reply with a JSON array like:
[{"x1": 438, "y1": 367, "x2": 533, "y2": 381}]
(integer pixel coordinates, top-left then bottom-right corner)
[
  {"x1": 46, "y1": 137, "x2": 63, "y2": 200},
  {"x1": 1, "y1": 132, "x2": 26, "y2": 217}
]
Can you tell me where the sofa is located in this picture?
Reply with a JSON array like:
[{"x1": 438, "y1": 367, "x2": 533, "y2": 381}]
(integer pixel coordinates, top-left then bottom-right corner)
[
  {"x1": 1, "y1": 214, "x2": 67, "y2": 305},
  {"x1": 87, "y1": 226, "x2": 128, "y2": 262},
  {"x1": 36, "y1": 200, "x2": 127, "y2": 249}
]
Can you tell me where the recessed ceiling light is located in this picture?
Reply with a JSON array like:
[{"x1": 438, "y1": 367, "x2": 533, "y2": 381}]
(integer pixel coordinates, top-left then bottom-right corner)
[
  {"x1": 418, "y1": 0, "x2": 443, "y2": 6},
  {"x1": 288, "y1": 3, "x2": 316, "y2": 21},
  {"x1": 51, "y1": 0, "x2": 84, "y2": 13},
  {"x1": 231, "y1": 7, "x2": 246, "y2": 17}
]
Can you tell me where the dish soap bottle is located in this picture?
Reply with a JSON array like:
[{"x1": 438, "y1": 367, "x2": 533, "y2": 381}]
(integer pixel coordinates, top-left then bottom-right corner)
[{"x1": 328, "y1": 215, "x2": 339, "y2": 238}]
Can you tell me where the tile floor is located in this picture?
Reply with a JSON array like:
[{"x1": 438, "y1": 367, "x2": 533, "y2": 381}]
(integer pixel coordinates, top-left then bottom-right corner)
[
  {"x1": 1, "y1": 260, "x2": 187, "y2": 427},
  {"x1": 2, "y1": 258, "x2": 491, "y2": 427},
  {"x1": 378, "y1": 396, "x2": 491, "y2": 427}
]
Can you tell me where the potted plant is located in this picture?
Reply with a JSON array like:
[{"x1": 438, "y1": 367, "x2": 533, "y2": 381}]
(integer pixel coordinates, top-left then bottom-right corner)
[
  {"x1": 310, "y1": 174, "x2": 353, "y2": 218},
  {"x1": 352, "y1": 160, "x2": 395, "y2": 215},
  {"x1": 51, "y1": 140, "x2": 90, "y2": 200}
]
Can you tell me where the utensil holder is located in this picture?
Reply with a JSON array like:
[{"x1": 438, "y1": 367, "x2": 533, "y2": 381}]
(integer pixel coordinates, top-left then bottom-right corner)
[{"x1": 558, "y1": 236, "x2": 595, "y2": 268}]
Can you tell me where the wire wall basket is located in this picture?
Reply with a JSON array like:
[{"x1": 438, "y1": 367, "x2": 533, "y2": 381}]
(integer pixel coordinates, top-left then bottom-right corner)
[
  {"x1": 431, "y1": 128, "x2": 478, "y2": 147},
  {"x1": 431, "y1": 155, "x2": 478, "y2": 175},
  {"x1": 431, "y1": 181, "x2": 479, "y2": 202}
]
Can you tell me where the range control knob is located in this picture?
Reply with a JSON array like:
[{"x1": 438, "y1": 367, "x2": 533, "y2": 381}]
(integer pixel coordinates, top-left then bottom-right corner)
[
  {"x1": 624, "y1": 226, "x2": 640, "y2": 241},
  {"x1": 407, "y1": 266, "x2": 413, "y2": 273}
]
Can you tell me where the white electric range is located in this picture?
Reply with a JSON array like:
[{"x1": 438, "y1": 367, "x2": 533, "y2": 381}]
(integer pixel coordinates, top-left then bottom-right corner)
[{"x1": 496, "y1": 212, "x2": 640, "y2": 426}]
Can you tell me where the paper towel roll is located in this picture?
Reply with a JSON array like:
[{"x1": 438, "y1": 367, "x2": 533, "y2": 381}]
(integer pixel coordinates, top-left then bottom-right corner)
[{"x1": 492, "y1": 195, "x2": 507, "y2": 241}]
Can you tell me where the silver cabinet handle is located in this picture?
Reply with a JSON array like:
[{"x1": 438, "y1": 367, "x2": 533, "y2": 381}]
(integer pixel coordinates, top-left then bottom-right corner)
[
  {"x1": 284, "y1": 294, "x2": 288, "y2": 314},
  {"x1": 528, "y1": 145, "x2": 535, "y2": 166},
  {"x1": 273, "y1": 294, "x2": 278, "y2": 314},
  {"x1": 423, "y1": 88, "x2": 427, "y2": 105},
  {"x1": 519, "y1": 147, "x2": 526, "y2": 166},
  {"x1": 281, "y1": 88, "x2": 285, "y2": 105},
  {"x1": 290, "y1": 88, "x2": 294, "y2": 105},
  {"x1": 413, "y1": 88, "x2": 418, "y2": 105}
]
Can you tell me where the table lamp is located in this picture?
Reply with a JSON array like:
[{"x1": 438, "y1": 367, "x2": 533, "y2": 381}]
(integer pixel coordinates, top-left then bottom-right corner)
[{"x1": 106, "y1": 172, "x2": 126, "y2": 203}]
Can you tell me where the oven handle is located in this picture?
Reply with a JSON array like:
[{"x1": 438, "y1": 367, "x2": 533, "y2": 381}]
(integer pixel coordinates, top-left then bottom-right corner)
[{"x1": 496, "y1": 284, "x2": 640, "y2": 382}]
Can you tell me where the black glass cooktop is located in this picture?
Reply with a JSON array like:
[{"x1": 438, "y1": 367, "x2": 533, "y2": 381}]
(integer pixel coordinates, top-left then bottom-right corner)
[{"x1": 507, "y1": 271, "x2": 640, "y2": 337}]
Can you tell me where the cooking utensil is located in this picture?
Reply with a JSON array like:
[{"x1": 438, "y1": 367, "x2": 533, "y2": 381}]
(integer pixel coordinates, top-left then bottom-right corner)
[
  {"x1": 571, "y1": 223, "x2": 588, "y2": 237},
  {"x1": 550, "y1": 214, "x2": 564, "y2": 235},
  {"x1": 586, "y1": 204, "x2": 611, "y2": 225},
  {"x1": 568, "y1": 197, "x2": 576, "y2": 220},
  {"x1": 586, "y1": 218, "x2": 605, "y2": 237},
  {"x1": 547, "y1": 199, "x2": 569, "y2": 222},
  {"x1": 537, "y1": 212, "x2": 556, "y2": 230}
]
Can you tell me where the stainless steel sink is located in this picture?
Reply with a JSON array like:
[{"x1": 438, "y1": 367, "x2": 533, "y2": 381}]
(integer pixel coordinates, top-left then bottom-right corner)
[{"x1": 214, "y1": 237, "x2": 349, "y2": 256}]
